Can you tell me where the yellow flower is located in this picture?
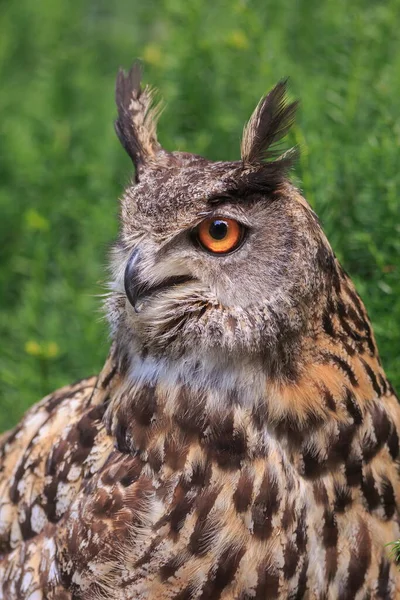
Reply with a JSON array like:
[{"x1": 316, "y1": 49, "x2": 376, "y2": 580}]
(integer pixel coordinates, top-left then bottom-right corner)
[
  {"x1": 143, "y1": 44, "x2": 162, "y2": 66},
  {"x1": 45, "y1": 342, "x2": 60, "y2": 359},
  {"x1": 25, "y1": 209, "x2": 49, "y2": 232},
  {"x1": 24, "y1": 340, "x2": 59, "y2": 359},
  {"x1": 25, "y1": 340, "x2": 41, "y2": 357},
  {"x1": 226, "y1": 30, "x2": 249, "y2": 50}
]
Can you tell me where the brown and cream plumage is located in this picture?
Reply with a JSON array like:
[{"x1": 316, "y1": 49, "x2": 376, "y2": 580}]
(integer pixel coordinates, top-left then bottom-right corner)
[{"x1": 1, "y1": 62, "x2": 399, "y2": 599}]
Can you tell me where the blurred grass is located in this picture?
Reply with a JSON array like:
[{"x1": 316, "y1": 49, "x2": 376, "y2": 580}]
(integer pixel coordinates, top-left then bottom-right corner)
[{"x1": 0, "y1": 0, "x2": 399, "y2": 431}]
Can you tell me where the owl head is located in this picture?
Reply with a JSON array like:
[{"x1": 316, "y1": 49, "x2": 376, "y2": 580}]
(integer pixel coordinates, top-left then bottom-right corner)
[{"x1": 107, "y1": 63, "x2": 339, "y2": 385}]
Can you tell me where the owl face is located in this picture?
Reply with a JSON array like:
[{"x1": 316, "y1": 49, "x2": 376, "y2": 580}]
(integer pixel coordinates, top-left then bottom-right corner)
[{"x1": 108, "y1": 65, "x2": 336, "y2": 380}]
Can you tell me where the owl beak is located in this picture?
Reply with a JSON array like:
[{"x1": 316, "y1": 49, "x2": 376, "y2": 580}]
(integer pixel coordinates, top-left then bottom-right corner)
[
  {"x1": 124, "y1": 249, "x2": 143, "y2": 312},
  {"x1": 124, "y1": 249, "x2": 195, "y2": 313}
]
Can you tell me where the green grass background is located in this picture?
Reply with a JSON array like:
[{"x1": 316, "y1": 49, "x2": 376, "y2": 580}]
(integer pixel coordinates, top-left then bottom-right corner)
[{"x1": 0, "y1": 0, "x2": 399, "y2": 432}]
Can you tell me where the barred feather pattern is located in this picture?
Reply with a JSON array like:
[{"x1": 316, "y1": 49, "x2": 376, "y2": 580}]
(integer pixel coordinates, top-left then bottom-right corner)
[{"x1": 1, "y1": 265, "x2": 400, "y2": 598}]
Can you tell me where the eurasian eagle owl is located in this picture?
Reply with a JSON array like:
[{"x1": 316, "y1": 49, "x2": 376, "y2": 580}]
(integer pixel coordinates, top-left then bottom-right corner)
[{"x1": 1, "y1": 63, "x2": 399, "y2": 599}]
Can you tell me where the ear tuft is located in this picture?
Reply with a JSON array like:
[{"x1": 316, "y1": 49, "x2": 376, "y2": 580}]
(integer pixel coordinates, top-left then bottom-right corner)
[
  {"x1": 115, "y1": 61, "x2": 163, "y2": 169},
  {"x1": 241, "y1": 80, "x2": 298, "y2": 168}
]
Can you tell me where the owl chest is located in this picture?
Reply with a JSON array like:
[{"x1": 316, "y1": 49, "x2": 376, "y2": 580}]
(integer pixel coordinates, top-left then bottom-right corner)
[
  {"x1": 59, "y1": 451, "x2": 318, "y2": 598},
  {"x1": 58, "y1": 442, "x2": 400, "y2": 599}
]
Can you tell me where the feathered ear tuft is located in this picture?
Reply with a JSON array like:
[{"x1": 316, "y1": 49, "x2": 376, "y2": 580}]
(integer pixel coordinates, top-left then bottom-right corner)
[
  {"x1": 115, "y1": 61, "x2": 163, "y2": 170},
  {"x1": 241, "y1": 80, "x2": 298, "y2": 169}
]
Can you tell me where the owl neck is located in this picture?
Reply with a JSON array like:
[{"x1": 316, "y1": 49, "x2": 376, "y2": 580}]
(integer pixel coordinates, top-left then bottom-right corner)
[{"x1": 102, "y1": 267, "x2": 394, "y2": 474}]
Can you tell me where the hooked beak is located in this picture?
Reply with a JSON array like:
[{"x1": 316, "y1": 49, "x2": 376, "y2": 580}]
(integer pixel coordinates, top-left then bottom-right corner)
[
  {"x1": 124, "y1": 249, "x2": 195, "y2": 313},
  {"x1": 124, "y1": 249, "x2": 142, "y2": 312}
]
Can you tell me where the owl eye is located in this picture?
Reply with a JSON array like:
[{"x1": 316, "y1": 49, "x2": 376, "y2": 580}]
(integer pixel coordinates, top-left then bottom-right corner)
[{"x1": 195, "y1": 217, "x2": 245, "y2": 254}]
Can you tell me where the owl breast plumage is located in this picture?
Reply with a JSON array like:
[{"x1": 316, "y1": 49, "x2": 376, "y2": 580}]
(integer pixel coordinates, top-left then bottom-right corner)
[{"x1": 1, "y1": 63, "x2": 400, "y2": 599}]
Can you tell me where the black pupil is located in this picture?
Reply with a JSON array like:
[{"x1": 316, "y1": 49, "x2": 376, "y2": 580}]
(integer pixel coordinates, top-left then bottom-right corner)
[{"x1": 209, "y1": 220, "x2": 228, "y2": 240}]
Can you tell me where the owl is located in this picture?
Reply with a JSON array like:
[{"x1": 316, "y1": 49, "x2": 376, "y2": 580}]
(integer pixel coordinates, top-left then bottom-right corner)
[{"x1": 0, "y1": 62, "x2": 399, "y2": 600}]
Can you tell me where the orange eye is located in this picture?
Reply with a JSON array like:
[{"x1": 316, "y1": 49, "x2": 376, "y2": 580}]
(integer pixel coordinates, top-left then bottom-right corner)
[{"x1": 195, "y1": 217, "x2": 245, "y2": 254}]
